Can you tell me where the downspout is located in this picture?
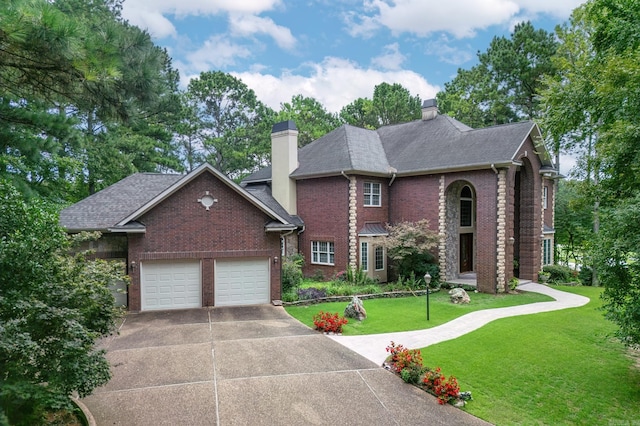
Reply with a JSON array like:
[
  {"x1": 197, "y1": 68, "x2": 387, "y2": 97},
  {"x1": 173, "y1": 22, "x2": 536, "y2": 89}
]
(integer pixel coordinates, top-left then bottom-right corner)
[
  {"x1": 341, "y1": 170, "x2": 350, "y2": 180},
  {"x1": 491, "y1": 163, "x2": 498, "y2": 174},
  {"x1": 389, "y1": 172, "x2": 397, "y2": 186}
]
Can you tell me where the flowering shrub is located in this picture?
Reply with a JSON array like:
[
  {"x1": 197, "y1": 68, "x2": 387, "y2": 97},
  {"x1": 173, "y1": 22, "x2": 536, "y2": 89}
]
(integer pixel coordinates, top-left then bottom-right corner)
[
  {"x1": 423, "y1": 367, "x2": 461, "y2": 405},
  {"x1": 297, "y1": 287, "x2": 327, "y2": 300},
  {"x1": 386, "y1": 341, "x2": 468, "y2": 405},
  {"x1": 312, "y1": 311, "x2": 348, "y2": 333},
  {"x1": 386, "y1": 341, "x2": 425, "y2": 383}
]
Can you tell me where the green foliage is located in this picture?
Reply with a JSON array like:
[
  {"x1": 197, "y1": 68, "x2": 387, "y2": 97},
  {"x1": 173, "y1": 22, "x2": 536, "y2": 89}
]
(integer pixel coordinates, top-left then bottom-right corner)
[
  {"x1": 339, "y1": 82, "x2": 421, "y2": 129},
  {"x1": 382, "y1": 219, "x2": 439, "y2": 283},
  {"x1": 542, "y1": 264, "x2": 576, "y2": 283},
  {"x1": 508, "y1": 277, "x2": 520, "y2": 291},
  {"x1": 578, "y1": 266, "x2": 593, "y2": 286},
  {"x1": 341, "y1": 266, "x2": 376, "y2": 286},
  {"x1": 0, "y1": 181, "x2": 124, "y2": 424},
  {"x1": 186, "y1": 71, "x2": 274, "y2": 179},
  {"x1": 275, "y1": 95, "x2": 342, "y2": 146},
  {"x1": 281, "y1": 254, "x2": 304, "y2": 293},
  {"x1": 438, "y1": 21, "x2": 557, "y2": 128}
]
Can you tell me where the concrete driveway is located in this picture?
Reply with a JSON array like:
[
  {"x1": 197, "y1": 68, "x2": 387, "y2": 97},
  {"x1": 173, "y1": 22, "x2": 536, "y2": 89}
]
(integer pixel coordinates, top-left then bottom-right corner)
[{"x1": 82, "y1": 306, "x2": 490, "y2": 425}]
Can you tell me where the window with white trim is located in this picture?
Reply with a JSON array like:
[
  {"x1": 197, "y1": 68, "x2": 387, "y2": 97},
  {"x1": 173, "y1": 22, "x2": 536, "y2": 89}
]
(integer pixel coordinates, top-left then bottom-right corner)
[
  {"x1": 375, "y1": 246, "x2": 385, "y2": 270},
  {"x1": 543, "y1": 239, "x2": 552, "y2": 265},
  {"x1": 543, "y1": 186, "x2": 548, "y2": 210},
  {"x1": 311, "y1": 241, "x2": 334, "y2": 265},
  {"x1": 360, "y1": 241, "x2": 369, "y2": 271},
  {"x1": 460, "y1": 185, "x2": 473, "y2": 227},
  {"x1": 364, "y1": 182, "x2": 381, "y2": 207}
]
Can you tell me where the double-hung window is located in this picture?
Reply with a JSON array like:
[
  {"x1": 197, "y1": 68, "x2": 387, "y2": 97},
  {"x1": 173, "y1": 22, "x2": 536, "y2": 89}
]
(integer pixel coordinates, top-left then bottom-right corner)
[
  {"x1": 543, "y1": 239, "x2": 552, "y2": 265},
  {"x1": 364, "y1": 182, "x2": 381, "y2": 207},
  {"x1": 311, "y1": 241, "x2": 334, "y2": 265}
]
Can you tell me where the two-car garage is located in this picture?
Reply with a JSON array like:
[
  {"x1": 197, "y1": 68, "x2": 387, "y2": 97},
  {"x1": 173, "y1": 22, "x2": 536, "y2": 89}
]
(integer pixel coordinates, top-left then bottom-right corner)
[{"x1": 140, "y1": 258, "x2": 270, "y2": 311}]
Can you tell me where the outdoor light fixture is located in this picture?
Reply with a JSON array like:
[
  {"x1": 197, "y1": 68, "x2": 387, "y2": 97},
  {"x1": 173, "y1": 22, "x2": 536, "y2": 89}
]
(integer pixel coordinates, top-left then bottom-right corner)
[
  {"x1": 130, "y1": 260, "x2": 136, "y2": 271},
  {"x1": 274, "y1": 256, "x2": 279, "y2": 264},
  {"x1": 424, "y1": 272, "x2": 431, "y2": 321}
]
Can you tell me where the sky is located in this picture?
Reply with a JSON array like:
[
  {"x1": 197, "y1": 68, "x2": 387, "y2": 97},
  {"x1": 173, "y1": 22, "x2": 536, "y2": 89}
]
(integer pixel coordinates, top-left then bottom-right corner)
[{"x1": 121, "y1": 0, "x2": 587, "y2": 173}]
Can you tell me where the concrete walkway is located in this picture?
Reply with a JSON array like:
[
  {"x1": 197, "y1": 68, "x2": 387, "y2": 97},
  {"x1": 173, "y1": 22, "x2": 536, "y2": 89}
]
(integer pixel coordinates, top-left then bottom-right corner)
[{"x1": 328, "y1": 283, "x2": 590, "y2": 365}]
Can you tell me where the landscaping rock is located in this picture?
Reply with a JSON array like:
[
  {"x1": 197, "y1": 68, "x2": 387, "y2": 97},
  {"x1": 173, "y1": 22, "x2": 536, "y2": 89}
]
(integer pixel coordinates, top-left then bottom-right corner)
[
  {"x1": 344, "y1": 296, "x2": 367, "y2": 320},
  {"x1": 448, "y1": 288, "x2": 471, "y2": 304}
]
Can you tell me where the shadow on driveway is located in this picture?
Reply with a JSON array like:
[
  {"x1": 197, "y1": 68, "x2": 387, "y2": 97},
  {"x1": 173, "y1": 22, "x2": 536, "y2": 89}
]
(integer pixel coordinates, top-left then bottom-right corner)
[{"x1": 83, "y1": 305, "x2": 490, "y2": 425}]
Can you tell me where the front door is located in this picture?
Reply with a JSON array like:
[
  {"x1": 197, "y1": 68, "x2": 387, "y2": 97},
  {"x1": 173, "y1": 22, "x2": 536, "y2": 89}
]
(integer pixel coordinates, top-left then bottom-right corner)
[{"x1": 460, "y1": 233, "x2": 473, "y2": 273}]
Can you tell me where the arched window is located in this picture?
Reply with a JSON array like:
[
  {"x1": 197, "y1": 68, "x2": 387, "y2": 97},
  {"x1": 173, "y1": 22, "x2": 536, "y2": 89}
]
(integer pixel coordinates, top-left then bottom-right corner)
[{"x1": 460, "y1": 185, "x2": 473, "y2": 227}]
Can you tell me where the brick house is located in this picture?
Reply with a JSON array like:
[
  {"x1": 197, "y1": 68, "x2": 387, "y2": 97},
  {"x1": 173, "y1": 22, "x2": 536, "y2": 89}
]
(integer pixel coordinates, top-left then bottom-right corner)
[
  {"x1": 60, "y1": 164, "x2": 300, "y2": 311},
  {"x1": 243, "y1": 100, "x2": 557, "y2": 293},
  {"x1": 60, "y1": 99, "x2": 557, "y2": 310}
]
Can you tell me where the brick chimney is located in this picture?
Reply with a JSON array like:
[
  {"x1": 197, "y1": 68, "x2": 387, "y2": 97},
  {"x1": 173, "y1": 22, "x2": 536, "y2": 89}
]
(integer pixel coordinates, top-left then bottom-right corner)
[
  {"x1": 422, "y1": 99, "x2": 438, "y2": 120},
  {"x1": 271, "y1": 120, "x2": 298, "y2": 215}
]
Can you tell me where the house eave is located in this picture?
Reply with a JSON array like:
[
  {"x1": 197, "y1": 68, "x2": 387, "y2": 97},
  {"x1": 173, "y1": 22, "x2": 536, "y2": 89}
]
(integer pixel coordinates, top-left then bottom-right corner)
[{"x1": 394, "y1": 162, "x2": 514, "y2": 177}]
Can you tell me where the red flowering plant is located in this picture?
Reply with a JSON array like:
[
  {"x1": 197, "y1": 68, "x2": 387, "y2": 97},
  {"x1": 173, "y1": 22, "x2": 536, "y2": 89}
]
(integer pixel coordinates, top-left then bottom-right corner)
[
  {"x1": 423, "y1": 367, "x2": 461, "y2": 405},
  {"x1": 313, "y1": 311, "x2": 348, "y2": 333},
  {"x1": 386, "y1": 341, "x2": 471, "y2": 406},
  {"x1": 385, "y1": 341, "x2": 425, "y2": 384}
]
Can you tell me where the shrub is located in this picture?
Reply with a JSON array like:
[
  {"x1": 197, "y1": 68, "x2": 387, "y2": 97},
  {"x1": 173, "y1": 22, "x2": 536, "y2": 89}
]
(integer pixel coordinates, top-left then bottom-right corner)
[
  {"x1": 312, "y1": 311, "x2": 348, "y2": 333},
  {"x1": 343, "y1": 266, "x2": 375, "y2": 286},
  {"x1": 543, "y1": 264, "x2": 576, "y2": 283},
  {"x1": 579, "y1": 266, "x2": 593, "y2": 286},
  {"x1": 423, "y1": 368, "x2": 461, "y2": 405},
  {"x1": 311, "y1": 269, "x2": 325, "y2": 281},
  {"x1": 281, "y1": 291, "x2": 298, "y2": 302},
  {"x1": 385, "y1": 342, "x2": 424, "y2": 378},
  {"x1": 509, "y1": 277, "x2": 520, "y2": 291},
  {"x1": 282, "y1": 254, "x2": 304, "y2": 293},
  {"x1": 297, "y1": 287, "x2": 327, "y2": 300}
]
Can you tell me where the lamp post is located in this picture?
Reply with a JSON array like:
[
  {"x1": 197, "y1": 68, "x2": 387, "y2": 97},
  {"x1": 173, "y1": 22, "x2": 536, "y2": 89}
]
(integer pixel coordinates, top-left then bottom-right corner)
[{"x1": 424, "y1": 272, "x2": 431, "y2": 321}]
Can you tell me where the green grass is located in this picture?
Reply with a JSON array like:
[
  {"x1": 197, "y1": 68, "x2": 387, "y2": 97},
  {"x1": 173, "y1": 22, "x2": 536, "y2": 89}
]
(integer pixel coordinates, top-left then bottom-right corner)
[
  {"x1": 285, "y1": 290, "x2": 554, "y2": 335},
  {"x1": 420, "y1": 286, "x2": 640, "y2": 425}
]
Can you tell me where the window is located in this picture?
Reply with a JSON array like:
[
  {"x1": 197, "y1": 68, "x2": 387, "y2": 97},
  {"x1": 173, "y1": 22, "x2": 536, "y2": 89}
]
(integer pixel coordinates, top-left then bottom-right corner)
[
  {"x1": 364, "y1": 182, "x2": 381, "y2": 207},
  {"x1": 543, "y1": 239, "x2": 552, "y2": 265},
  {"x1": 360, "y1": 241, "x2": 368, "y2": 271},
  {"x1": 375, "y1": 246, "x2": 385, "y2": 270},
  {"x1": 543, "y1": 186, "x2": 548, "y2": 210},
  {"x1": 460, "y1": 185, "x2": 473, "y2": 227},
  {"x1": 311, "y1": 241, "x2": 334, "y2": 265}
]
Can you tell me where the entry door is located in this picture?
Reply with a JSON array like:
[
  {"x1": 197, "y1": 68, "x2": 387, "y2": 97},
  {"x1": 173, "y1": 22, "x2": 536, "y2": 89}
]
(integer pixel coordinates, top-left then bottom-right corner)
[{"x1": 460, "y1": 233, "x2": 474, "y2": 273}]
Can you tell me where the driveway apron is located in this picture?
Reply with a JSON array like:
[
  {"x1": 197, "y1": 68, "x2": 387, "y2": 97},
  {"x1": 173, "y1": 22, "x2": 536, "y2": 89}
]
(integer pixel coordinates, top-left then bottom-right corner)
[{"x1": 82, "y1": 305, "x2": 489, "y2": 425}]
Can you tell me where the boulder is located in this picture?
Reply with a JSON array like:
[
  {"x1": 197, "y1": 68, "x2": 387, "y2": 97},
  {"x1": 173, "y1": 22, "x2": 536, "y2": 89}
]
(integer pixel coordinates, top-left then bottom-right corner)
[
  {"x1": 448, "y1": 288, "x2": 471, "y2": 304},
  {"x1": 344, "y1": 296, "x2": 367, "y2": 321}
]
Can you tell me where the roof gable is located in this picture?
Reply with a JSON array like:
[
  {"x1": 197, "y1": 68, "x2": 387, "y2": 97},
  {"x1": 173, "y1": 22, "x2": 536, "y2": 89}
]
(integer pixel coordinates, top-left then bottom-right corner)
[{"x1": 61, "y1": 163, "x2": 297, "y2": 232}]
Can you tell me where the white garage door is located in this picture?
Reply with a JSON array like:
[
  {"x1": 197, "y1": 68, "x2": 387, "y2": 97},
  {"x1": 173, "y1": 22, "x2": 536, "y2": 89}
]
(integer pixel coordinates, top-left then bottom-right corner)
[
  {"x1": 141, "y1": 260, "x2": 201, "y2": 311},
  {"x1": 215, "y1": 258, "x2": 270, "y2": 306}
]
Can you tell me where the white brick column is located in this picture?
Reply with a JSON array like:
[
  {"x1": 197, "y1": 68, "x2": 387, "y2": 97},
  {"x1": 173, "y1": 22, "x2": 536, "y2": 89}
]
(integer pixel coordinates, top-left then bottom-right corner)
[
  {"x1": 438, "y1": 175, "x2": 447, "y2": 280},
  {"x1": 496, "y1": 169, "x2": 507, "y2": 292},
  {"x1": 348, "y1": 176, "x2": 358, "y2": 269}
]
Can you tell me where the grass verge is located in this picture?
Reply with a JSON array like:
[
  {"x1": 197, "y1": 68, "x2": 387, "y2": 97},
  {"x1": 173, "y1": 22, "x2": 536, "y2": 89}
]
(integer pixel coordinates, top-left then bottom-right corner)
[
  {"x1": 285, "y1": 290, "x2": 553, "y2": 335},
  {"x1": 420, "y1": 286, "x2": 640, "y2": 425}
]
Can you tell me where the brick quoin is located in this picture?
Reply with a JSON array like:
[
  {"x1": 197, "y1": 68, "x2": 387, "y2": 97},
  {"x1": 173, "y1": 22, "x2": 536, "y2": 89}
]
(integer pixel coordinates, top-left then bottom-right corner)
[{"x1": 127, "y1": 172, "x2": 281, "y2": 311}]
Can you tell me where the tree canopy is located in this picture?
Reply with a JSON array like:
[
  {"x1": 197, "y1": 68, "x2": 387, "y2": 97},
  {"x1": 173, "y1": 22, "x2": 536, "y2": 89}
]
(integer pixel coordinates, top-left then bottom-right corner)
[{"x1": 0, "y1": 181, "x2": 125, "y2": 424}]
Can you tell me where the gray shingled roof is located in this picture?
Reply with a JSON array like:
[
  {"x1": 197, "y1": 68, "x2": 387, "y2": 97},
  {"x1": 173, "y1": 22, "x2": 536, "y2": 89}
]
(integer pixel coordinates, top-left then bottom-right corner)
[
  {"x1": 59, "y1": 173, "x2": 182, "y2": 231},
  {"x1": 378, "y1": 116, "x2": 536, "y2": 175},
  {"x1": 244, "y1": 184, "x2": 304, "y2": 227},
  {"x1": 243, "y1": 114, "x2": 548, "y2": 184}
]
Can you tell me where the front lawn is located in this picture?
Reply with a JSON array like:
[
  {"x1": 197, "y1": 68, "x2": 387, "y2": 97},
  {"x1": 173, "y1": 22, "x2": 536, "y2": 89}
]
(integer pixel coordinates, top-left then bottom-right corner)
[
  {"x1": 421, "y1": 286, "x2": 640, "y2": 425},
  {"x1": 285, "y1": 290, "x2": 553, "y2": 335}
]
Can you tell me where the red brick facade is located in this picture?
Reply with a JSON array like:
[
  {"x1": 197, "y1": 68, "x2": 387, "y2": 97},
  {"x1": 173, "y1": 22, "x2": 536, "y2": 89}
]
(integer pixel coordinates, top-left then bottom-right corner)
[{"x1": 126, "y1": 172, "x2": 281, "y2": 311}]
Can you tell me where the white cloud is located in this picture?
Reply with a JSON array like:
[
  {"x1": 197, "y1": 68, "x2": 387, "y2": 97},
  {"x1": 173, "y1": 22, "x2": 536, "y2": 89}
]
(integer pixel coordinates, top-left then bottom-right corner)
[
  {"x1": 182, "y1": 35, "x2": 252, "y2": 72},
  {"x1": 121, "y1": 0, "x2": 283, "y2": 38},
  {"x1": 233, "y1": 57, "x2": 439, "y2": 113},
  {"x1": 371, "y1": 43, "x2": 406, "y2": 70},
  {"x1": 425, "y1": 35, "x2": 474, "y2": 65},
  {"x1": 229, "y1": 14, "x2": 296, "y2": 50},
  {"x1": 349, "y1": 0, "x2": 584, "y2": 39}
]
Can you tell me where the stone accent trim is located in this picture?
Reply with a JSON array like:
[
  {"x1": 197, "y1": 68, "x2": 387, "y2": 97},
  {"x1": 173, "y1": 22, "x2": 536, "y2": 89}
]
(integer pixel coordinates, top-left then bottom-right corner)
[
  {"x1": 496, "y1": 169, "x2": 507, "y2": 292},
  {"x1": 348, "y1": 176, "x2": 358, "y2": 269},
  {"x1": 438, "y1": 175, "x2": 447, "y2": 280}
]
